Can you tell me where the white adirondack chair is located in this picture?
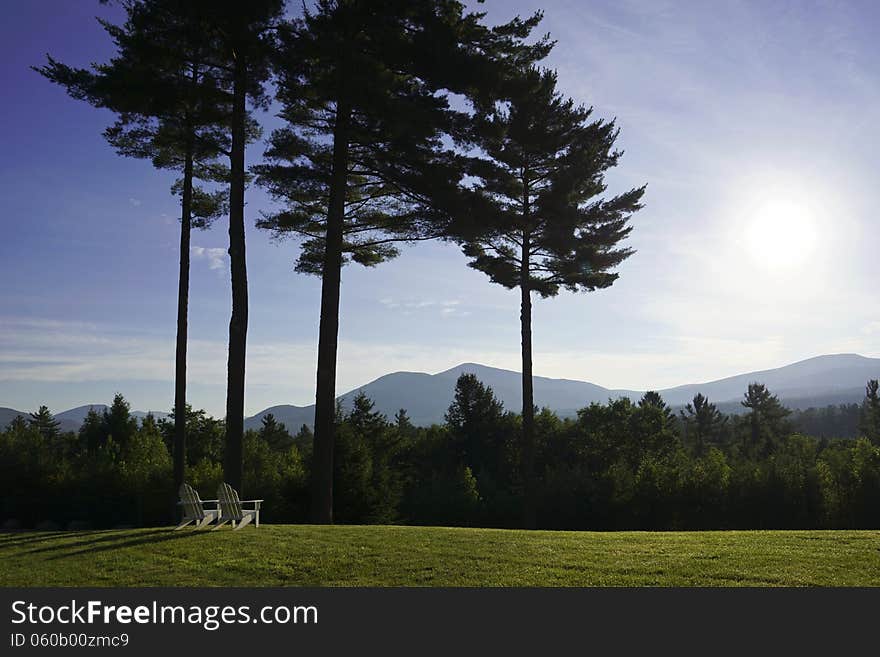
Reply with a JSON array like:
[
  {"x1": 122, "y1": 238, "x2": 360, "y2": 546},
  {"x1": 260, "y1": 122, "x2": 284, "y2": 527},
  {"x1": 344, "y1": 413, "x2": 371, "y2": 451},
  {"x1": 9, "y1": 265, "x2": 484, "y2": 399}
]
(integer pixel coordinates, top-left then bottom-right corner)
[
  {"x1": 213, "y1": 482, "x2": 263, "y2": 530},
  {"x1": 175, "y1": 483, "x2": 219, "y2": 530}
]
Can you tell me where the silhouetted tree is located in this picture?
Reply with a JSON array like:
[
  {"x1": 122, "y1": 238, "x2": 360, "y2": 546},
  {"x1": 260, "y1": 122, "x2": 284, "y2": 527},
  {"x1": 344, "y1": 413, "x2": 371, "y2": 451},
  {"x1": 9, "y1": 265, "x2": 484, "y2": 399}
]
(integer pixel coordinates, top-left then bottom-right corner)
[
  {"x1": 638, "y1": 390, "x2": 676, "y2": 424},
  {"x1": 680, "y1": 393, "x2": 726, "y2": 456},
  {"x1": 445, "y1": 373, "x2": 506, "y2": 466},
  {"x1": 103, "y1": 393, "x2": 139, "y2": 450},
  {"x1": 394, "y1": 409, "x2": 417, "y2": 441},
  {"x1": 455, "y1": 66, "x2": 645, "y2": 526},
  {"x1": 741, "y1": 382, "x2": 790, "y2": 456},
  {"x1": 259, "y1": 1, "x2": 548, "y2": 523},
  {"x1": 36, "y1": 0, "x2": 232, "y2": 496},
  {"x1": 29, "y1": 406, "x2": 61, "y2": 441},
  {"x1": 259, "y1": 413, "x2": 293, "y2": 451},
  {"x1": 204, "y1": 0, "x2": 285, "y2": 494},
  {"x1": 860, "y1": 379, "x2": 880, "y2": 445}
]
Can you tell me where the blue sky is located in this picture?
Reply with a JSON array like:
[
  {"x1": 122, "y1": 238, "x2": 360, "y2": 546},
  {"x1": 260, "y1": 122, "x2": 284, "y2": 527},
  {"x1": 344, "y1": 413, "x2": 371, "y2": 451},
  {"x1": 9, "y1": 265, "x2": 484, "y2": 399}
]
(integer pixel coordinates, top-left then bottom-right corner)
[{"x1": 2, "y1": 0, "x2": 879, "y2": 416}]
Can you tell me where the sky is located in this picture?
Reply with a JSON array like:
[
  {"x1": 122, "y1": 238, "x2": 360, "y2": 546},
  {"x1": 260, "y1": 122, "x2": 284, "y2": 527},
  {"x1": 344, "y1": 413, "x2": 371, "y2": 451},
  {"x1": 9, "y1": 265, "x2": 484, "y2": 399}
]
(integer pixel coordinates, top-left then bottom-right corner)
[{"x1": 2, "y1": 0, "x2": 879, "y2": 416}]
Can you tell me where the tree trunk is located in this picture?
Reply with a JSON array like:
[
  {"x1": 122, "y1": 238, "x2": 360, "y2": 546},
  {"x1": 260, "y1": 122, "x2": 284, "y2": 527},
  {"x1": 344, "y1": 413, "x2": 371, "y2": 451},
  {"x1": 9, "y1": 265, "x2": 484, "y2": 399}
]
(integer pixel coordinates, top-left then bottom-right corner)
[
  {"x1": 521, "y1": 232, "x2": 536, "y2": 529},
  {"x1": 310, "y1": 101, "x2": 351, "y2": 524},
  {"x1": 173, "y1": 140, "x2": 194, "y2": 498},
  {"x1": 751, "y1": 412, "x2": 759, "y2": 453},
  {"x1": 224, "y1": 54, "x2": 248, "y2": 494}
]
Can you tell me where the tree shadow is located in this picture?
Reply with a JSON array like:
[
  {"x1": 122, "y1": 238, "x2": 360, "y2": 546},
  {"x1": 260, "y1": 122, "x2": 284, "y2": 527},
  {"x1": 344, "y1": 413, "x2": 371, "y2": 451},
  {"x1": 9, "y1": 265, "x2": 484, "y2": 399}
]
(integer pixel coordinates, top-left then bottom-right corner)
[
  {"x1": 44, "y1": 528, "x2": 208, "y2": 560},
  {"x1": 0, "y1": 530, "x2": 98, "y2": 547},
  {"x1": 21, "y1": 528, "x2": 177, "y2": 556}
]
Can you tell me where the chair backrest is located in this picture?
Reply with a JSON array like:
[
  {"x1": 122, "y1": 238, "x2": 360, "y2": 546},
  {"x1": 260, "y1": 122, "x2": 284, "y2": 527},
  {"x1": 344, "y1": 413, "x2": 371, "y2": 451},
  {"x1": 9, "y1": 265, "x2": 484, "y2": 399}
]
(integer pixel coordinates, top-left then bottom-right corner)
[
  {"x1": 179, "y1": 483, "x2": 205, "y2": 521},
  {"x1": 217, "y1": 482, "x2": 244, "y2": 522}
]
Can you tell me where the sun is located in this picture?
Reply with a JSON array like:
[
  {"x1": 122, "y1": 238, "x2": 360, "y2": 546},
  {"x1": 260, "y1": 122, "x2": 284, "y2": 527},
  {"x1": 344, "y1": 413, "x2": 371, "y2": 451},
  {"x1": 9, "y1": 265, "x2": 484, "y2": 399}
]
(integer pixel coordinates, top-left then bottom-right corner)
[{"x1": 745, "y1": 198, "x2": 817, "y2": 269}]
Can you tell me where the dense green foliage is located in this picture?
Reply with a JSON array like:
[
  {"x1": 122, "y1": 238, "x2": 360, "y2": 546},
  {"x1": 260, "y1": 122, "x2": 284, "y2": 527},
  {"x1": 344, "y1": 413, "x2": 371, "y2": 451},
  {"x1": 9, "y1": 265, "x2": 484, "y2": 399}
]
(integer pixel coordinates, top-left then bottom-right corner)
[
  {"x1": 4, "y1": 376, "x2": 880, "y2": 531},
  {"x1": 2, "y1": 526, "x2": 879, "y2": 587}
]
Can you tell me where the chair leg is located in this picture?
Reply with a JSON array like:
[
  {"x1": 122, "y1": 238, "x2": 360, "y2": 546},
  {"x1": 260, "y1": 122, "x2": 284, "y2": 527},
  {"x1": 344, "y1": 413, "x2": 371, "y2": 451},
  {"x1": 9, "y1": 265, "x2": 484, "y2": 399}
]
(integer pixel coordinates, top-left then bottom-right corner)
[
  {"x1": 174, "y1": 519, "x2": 194, "y2": 531},
  {"x1": 233, "y1": 515, "x2": 253, "y2": 531},
  {"x1": 211, "y1": 519, "x2": 230, "y2": 531}
]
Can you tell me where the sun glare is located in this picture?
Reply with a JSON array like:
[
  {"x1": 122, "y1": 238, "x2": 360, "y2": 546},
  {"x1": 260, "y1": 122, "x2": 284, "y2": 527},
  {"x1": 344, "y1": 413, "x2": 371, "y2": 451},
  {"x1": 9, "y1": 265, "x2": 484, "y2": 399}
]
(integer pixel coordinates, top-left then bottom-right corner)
[{"x1": 745, "y1": 198, "x2": 817, "y2": 269}]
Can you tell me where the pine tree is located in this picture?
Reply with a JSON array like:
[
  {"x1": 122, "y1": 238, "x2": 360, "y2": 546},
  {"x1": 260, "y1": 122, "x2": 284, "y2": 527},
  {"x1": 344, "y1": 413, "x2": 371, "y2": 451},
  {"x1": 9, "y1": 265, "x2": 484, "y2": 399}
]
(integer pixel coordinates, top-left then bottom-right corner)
[
  {"x1": 741, "y1": 382, "x2": 790, "y2": 456},
  {"x1": 259, "y1": 1, "x2": 548, "y2": 523},
  {"x1": 455, "y1": 67, "x2": 645, "y2": 526},
  {"x1": 35, "y1": 0, "x2": 232, "y2": 495},
  {"x1": 638, "y1": 391, "x2": 676, "y2": 424},
  {"x1": 680, "y1": 393, "x2": 726, "y2": 456},
  {"x1": 393, "y1": 409, "x2": 417, "y2": 440},
  {"x1": 202, "y1": 0, "x2": 285, "y2": 494},
  {"x1": 103, "y1": 393, "x2": 139, "y2": 450},
  {"x1": 259, "y1": 413, "x2": 294, "y2": 451},
  {"x1": 860, "y1": 379, "x2": 880, "y2": 445},
  {"x1": 29, "y1": 406, "x2": 61, "y2": 441},
  {"x1": 445, "y1": 373, "x2": 505, "y2": 471}
]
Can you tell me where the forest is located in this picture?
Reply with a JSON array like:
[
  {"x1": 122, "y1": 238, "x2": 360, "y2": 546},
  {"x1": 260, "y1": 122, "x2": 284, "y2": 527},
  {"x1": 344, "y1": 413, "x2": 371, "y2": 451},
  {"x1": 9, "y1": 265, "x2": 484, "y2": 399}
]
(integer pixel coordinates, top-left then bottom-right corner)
[
  {"x1": 20, "y1": 0, "x2": 879, "y2": 533},
  {"x1": 3, "y1": 375, "x2": 880, "y2": 531}
]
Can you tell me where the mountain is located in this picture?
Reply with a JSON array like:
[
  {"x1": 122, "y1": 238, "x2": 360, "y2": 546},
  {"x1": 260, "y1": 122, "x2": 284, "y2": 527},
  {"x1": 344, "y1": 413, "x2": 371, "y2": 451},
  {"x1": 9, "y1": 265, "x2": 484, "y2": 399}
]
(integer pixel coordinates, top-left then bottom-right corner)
[
  {"x1": 245, "y1": 404, "x2": 314, "y2": 433},
  {"x1": 654, "y1": 354, "x2": 880, "y2": 407},
  {"x1": 245, "y1": 354, "x2": 880, "y2": 429},
  {"x1": 3, "y1": 354, "x2": 878, "y2": 432},
  {"x1": 0, "y1": 407, "x2": 27, "y2": 430},
  {"x1": 53, "y1": 404, "x2": 109, "y2": 432},
  {"x1": 0, "y1": 404, "x2": 170, "y2": 432}
]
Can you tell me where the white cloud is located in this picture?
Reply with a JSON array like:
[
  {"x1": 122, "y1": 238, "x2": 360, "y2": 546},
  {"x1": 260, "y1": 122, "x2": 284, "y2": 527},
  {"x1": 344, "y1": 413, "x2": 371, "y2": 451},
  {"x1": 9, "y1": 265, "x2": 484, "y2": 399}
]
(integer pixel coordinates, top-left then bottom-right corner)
[
  {"x1": 192, "y1": 246, "x2": 227, "y2": 270},
  {"x1": 377, "y1": 297, "x2": 467, "y2": 316},
  {"x1": 129, "y1": 198, "x2": 141, "y2": 207}
]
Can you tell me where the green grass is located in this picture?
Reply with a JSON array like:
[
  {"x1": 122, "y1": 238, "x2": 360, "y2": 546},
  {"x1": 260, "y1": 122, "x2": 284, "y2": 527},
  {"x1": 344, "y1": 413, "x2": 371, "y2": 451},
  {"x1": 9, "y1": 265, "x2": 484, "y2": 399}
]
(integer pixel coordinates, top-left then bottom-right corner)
[{"x1": 1, "y1": 525, "x2": 879, "y2": 586}]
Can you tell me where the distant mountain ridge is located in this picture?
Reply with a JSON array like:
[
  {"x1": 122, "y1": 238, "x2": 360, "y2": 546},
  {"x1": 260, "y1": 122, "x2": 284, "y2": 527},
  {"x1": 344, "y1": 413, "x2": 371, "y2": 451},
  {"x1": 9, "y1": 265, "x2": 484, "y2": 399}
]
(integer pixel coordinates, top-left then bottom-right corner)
[
  {"x1": 245, "y1": 353, "x2": 880, "y2": 430},
  {"x1": 3, "y1": 354, "x2": 878, "y2": 432},
  {"x1": 0, "y1": 405, "x2": 169, "y2": 433}
]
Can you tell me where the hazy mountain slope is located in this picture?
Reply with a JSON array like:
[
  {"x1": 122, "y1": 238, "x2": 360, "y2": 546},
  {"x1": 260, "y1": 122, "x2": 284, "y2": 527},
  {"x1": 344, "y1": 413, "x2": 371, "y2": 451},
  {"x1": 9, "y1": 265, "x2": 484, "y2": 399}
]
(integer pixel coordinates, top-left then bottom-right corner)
[
  {"x1": 656, "y1": 354, "x2": 879, "y2": 406},
  {"x1": 5, "y1": 354, "x2": 877, "y2": 432},
  {"x1": 244, "y1": 405, "x2": 314, "y2": 432},
  {"x1": 245, "y1": 354, "x2": 880, "y2": 428},
  {"x1": 0, "y1": 407, "x2": 26, "y2": 431}
]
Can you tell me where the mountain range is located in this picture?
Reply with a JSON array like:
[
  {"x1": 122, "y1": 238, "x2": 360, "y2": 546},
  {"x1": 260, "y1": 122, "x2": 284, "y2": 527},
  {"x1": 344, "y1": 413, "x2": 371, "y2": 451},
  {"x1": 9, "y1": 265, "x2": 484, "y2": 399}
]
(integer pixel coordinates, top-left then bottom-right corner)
[
  {"x1": 245, "y1": 353, "x2": 880, "y2": 429},
  {"x1": 2, "y1": 353, "x2": 878, "y2": 432},
  {"x1": 0, "y1": 404, "x2": 170, "y2": 434}
]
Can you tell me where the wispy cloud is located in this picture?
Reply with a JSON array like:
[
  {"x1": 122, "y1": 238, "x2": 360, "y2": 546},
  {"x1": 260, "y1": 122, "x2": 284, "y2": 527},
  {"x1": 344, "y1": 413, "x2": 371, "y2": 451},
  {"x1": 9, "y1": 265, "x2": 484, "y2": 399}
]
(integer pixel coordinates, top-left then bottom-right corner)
[
  {"x1": 192, "y1": 246, "x2": 227, "y2": 270},
  {"x1": 128, "y1": 198, "x2": 141, "y2": 207},
  {"x1": 378, "y1": 297, "x2": 469, "y2": 317}
]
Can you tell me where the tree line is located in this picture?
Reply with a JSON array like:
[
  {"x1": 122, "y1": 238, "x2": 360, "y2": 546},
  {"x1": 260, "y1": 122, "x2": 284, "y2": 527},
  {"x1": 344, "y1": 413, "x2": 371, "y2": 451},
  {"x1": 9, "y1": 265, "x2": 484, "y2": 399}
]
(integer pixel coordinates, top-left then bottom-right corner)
[
  {"x1": 36, "y1": 0, "x2": 645, "y2": 527},
  {"x1": 3, "y1": 376, "x2": 880, "y2": 530}
]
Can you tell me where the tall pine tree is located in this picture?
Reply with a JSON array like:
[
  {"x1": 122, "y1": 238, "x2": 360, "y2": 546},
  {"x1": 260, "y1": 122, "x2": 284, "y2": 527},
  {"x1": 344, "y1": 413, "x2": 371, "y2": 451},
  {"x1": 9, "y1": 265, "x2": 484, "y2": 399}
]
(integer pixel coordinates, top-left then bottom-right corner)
[
  {"x1": 198, "y1": 0, "x2": 285, "y2": 492},
  {"x1": 455, "y1": 67, "x2": 645, "y2": 527},
  {"x1": 259, "y1": 1, "x2": 549, "y2": 523},
  {"x1": 35, "y1": 0, "x2": 231, "y2": 495}
]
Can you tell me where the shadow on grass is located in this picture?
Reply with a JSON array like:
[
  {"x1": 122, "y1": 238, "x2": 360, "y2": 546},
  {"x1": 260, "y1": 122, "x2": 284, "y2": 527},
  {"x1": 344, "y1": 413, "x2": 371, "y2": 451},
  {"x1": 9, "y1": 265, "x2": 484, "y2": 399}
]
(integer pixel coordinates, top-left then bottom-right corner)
[
  {"x1": 45, "y1": 528, "x2": 208, "y2": 561},
  {"x1": 21, "y1": 528, "x2": 177, "y2": 556},
  {"x1": 0, "y1": 530, "x2": 99, "y2": 547}
]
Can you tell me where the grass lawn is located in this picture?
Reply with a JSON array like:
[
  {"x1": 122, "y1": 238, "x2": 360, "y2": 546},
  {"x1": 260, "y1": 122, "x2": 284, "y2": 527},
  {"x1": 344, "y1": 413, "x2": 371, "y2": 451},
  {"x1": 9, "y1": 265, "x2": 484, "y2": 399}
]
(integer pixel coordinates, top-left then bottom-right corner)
[{"x1": 1, "y1": 525, "x2": 879, "y2": 586}]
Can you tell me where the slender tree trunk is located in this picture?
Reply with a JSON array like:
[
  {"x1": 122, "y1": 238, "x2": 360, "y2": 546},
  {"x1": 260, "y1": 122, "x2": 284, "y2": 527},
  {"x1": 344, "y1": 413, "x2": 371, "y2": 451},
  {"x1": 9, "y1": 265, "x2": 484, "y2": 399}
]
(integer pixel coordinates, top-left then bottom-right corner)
[
  {"x1": 310, "y1": 101, "x2": 351, "y2": 524},
  {"x1": 173, "y1": 140, "x2": 194, "y2": 498},
  {"x1": 521, "y1": 231, "x2": 536, "y2": 530},
  {"x1": 224, "y1": 54, "x2": 248, "y2": 493},
  {"x1": 751, "y1": 412, "x2": 759, "y2": 453}
]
